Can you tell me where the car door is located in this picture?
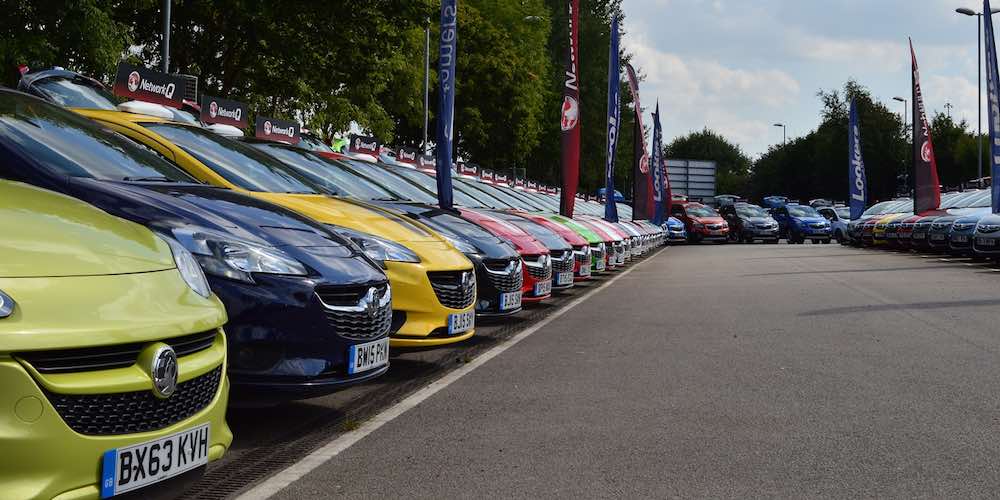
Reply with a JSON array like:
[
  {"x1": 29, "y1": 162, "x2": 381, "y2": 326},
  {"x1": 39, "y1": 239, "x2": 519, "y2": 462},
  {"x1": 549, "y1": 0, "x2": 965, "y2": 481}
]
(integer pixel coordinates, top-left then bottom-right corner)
[{"x1": 773, "y1": 206, "x2": 791, "y2": 235}]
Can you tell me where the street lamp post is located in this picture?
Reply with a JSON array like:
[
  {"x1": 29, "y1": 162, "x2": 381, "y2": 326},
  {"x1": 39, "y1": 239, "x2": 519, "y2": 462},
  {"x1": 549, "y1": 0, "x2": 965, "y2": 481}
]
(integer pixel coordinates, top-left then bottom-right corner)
[
  {"x1": 161, "y1": 0, "x2": 171, "y2": 72},
  {"x1": 893, "y1": 96, "x2": 908, "y2": 138},
  {"x1": 955, "y1": 6, "x2": 1000, "y2": 180},
  {"x1": 773, "y1": 123, "x2": 786, "y2": 145}
]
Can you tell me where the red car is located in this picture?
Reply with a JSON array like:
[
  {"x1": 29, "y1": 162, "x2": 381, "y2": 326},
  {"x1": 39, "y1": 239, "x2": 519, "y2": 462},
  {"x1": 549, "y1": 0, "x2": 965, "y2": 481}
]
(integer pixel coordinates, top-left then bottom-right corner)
[
  {"x1": 506, "y1": 211, "x2": 592, "y2": 282},
  {"x1": 458, "y1": 209, "x2": 553, "y2": 303},
  {"x1": 670, "y1": 202, "x2": 729, "y2": 243}
]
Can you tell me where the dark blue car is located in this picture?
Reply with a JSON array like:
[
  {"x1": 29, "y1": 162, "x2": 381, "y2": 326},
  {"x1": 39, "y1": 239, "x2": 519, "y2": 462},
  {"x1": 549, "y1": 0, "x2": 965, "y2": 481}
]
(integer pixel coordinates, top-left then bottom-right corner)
[
  {"x1": 0, "y1": 89, "x2": 394, "y2": 403},
  {"x1": 771, "y1": 204, "x2": 833, "y2": 244}
]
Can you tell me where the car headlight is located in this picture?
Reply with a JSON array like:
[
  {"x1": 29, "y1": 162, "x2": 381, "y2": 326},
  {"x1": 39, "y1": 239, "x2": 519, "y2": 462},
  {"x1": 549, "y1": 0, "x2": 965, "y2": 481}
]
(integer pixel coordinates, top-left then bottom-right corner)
[
  {"x1": 442, "y1": 234, "x2": 480, "y2": 255},
  {"x1": 158, "y1": 234, "x2": 212, "y2": 298},
  {"x1": 0, "y1": 289, "x2": 15, "y2": 318},
  {"x1": 169, "y1": 227, "x2": 308, "y2": 284},
  {"x1": 327, "y1": 225, "x2": 420, "y2": 265}
]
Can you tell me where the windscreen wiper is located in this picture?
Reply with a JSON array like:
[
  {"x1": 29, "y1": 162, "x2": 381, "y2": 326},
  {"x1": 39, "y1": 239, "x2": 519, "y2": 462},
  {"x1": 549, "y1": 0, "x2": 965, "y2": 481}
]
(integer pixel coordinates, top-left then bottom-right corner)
[{"x1": 122, "y1": 176, "x2": 173, "y2": 182}]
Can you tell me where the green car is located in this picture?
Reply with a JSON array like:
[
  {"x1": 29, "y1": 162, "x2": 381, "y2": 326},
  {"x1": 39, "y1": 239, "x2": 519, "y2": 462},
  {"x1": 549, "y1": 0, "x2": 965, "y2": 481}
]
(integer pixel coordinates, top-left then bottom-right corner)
[{"x1": 0, "y1": 181, "x2": 232, "y2": 499}]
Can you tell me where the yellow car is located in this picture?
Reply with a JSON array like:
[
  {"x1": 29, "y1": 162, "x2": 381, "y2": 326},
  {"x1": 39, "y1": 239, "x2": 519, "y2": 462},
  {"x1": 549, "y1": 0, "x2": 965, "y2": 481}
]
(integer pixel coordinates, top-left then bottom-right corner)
[
  {"x1": 77, "y1": 109, "x2": 477, "y2": 348},
  {"x1": 0, "y1": 180, "x2": 231, "y2": 499},
  {"x1": 872, "y1": 213, "x2": 907, "y2": 246}
]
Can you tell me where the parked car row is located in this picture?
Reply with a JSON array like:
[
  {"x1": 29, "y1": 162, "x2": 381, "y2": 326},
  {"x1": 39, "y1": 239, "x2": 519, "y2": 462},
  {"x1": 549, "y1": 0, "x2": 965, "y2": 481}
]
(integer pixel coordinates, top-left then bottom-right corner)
[
  {"x1": 669, "y1": 197, "x2": 835, "y2": 245},
  {"x1": 845, "y1": 188, "x2": 1000, "y2": 259},
  {"x1": 1, "y1": 68, "x2": 667, "y2": 499}
]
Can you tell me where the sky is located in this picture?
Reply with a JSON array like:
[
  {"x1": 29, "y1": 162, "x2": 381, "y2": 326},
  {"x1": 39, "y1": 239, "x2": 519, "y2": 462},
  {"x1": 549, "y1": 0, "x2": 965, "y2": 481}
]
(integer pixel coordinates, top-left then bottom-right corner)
[{"x1": 622, "y1": 0, "x2": 989, "y2": 158}]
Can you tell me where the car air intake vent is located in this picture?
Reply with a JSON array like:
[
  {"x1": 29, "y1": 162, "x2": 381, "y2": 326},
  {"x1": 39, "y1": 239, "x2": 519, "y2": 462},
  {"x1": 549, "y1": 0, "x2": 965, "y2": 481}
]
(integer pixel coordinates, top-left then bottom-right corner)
[
  {"x1": 17, "y1": 330, "x2": 218, "y2": 374},
  {"x1": 316, "y1": 283, "x2": 392, "y2": 341},
  {"x1": 428, "y1": 270, "x2": 476, "y2": 309},
  {"x1": 45, "y1": 366, "x2": 222, "y2": 436},
  {"x1": 315, "y1": 285, "x2": 370, "y2": 307}
]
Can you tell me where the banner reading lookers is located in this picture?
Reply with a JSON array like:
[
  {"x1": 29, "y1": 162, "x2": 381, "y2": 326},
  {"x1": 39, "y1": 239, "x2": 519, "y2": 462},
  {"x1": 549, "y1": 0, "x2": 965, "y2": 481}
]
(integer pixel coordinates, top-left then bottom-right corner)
[
  {"x1": 848, "y1": 97, "x2": 867, "y2": 220},
  {"x1": 255, "y1": 116, "x2": 300, "y2": 144},
  {"x1": 604, "y1": 16, "x2": 621, "y2": 223},
  {"x1": 984, "y1": 0, "x2": 1000, "y2": 213},
  {"x1": 435, "y1": 0, "x2": 458, "y2": 209},
  {"x1": 112, "y1": 63, "x2": 185, "y2": 109}
]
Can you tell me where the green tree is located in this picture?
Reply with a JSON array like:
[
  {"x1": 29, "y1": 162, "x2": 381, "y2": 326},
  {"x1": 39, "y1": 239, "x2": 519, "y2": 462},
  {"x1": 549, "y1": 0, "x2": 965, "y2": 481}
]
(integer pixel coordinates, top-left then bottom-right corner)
[
  {"x1": 751, "y1": 81, "x2": 907, "y2": 203},
  {"x1": 664, "y1": 129, "x2": 752, "y2": 195},
  {"x1": 1, "y1": 0, "x2": 133, "y2": 87}
]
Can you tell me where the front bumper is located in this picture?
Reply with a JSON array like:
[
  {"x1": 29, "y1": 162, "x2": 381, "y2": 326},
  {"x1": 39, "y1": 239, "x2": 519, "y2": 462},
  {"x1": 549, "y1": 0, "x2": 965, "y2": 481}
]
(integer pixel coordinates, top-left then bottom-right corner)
[
  {"x1": 214, "y1": 274, "x2": 391, "y2": 398},
  {"x1": 470, "y1": 255, "x2": 523, "y2": 318},
  {"x1": 385, "y1": 260, "x2": 477, "y2": 348},
  {"x1": 972, "y1": 231, "x2": 1000, "y2": 254},
  {"x1": 522, "y1": 255, "x2": 553, "y2": 303},
  {"x1": 0, "y1": 340, "x2": 231, "y2": 500}
]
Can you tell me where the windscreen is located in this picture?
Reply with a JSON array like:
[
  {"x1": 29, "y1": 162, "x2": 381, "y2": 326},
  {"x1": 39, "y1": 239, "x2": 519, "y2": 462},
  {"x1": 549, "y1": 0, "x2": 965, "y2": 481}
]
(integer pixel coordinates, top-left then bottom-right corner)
[
  {"x1": 341, "y1": 162, "x2": 438, "y2": 203},
  {"x1": 0, "y1": 93, "x2": 195, "y2": 182},
  {"x1": 835, "y1": 207, "x2": 850, "y2": 219},
  {"x1": 251, "y1": 144, "x2": 395, "y2": 200},
  {"x1": 787, "y1": 205, "x2": 820, "y2": 217},
  {"x1": 298, "y1": 135, "x2": 335, "y2": 153},
  {"x1": 146, "y1": 123, "x2": 318, "y2": 194},
  {"x1": 386, "y1": 166, "x2": 485, "y2": 207},
  {"x1": 736, "y1": 206, "x2": 768, "y2": 218},
  {"x1": 33, "y1": 76, "x2": 119, "y2": 110},
  {"x1": 686, "y1": 205, "x2": 719, "y2": 217}
]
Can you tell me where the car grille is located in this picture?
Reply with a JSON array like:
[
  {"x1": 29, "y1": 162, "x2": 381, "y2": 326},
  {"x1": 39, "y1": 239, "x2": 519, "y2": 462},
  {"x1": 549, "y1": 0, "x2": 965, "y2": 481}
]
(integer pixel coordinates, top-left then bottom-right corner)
[
  {"x1": 978, "y1": 224, "x2": 1000, "y2": 233},
  {"x1": 932, "y1": 222, "x2": 951, "y2": 230},
  {"x1": 484, "y1": 259, "x2": 522, "y2": 292},
  {"x1": 316, "y1": 283, "x2": 393, "y2": 341},
  {"x1": 524, "y1": 255, "x2": 552, "y2": 280},
  {"x1": 17, "y1": 330, "x2": 217, "y2": 374},
  {"x1": 428, "y1": 270, "x2": 476, "y2": 309},
  {"x1": 954, "y1": 223, "x2": 975, "y2": 231},
  {"x1": 552, "y1": 250, "x2": 574, "y2": 273},
  {"x1": 810, "y1": 223, "x2": 829, "y2": 229},
  {"x1": 707, "y1": 224, "x2": 723, "y2": 230},
  {"x1": 44, "y1": 366, "x2": 222, "y2": 436},
  {"x1": 591, "y1": 243, "x2": 605, "y2": 256},
  {"x1": 574, "y1": 247, "x2": 591, "y2": 266}
]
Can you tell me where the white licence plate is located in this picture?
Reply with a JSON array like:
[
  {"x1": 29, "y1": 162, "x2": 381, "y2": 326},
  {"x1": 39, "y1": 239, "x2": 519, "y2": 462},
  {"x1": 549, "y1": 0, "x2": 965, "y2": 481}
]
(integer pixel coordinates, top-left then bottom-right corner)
[
  {"x1": 499, "y1": 291, "x2": 522, "y2": 311},
  {"x1": 555, "y1": 272, "x2": 574, "y2": 286},
  {"x1": 101, "y1": 424, "x2": 209, "y2": 498},
  {"x1": 913, "y1": 232, "x2": 926, "y2": 239},
  {"x1": 931, "y1": 233, "x2": 946, "y2": 240},
  {"x1": 533, "y1": 280, "x2": 552, "y2": 296},
  {"x1": 595, "y1": 259, "x2": 606, "y2": 271},
  {"x1": 348, "y1": 337, "x2": 389, "y2": 375},
  {"x1": 954, "y1": 235, "x2": 969, "y2": 243},
  {"x1": 447, "y1": 310, "x2": 475, "y2": 335},
  {"x1": 579, "y1": 263, "x2": 591, "y2": 277},
  {"x1": 977, "y1": 238, "x2": 997, "y2": 247}
]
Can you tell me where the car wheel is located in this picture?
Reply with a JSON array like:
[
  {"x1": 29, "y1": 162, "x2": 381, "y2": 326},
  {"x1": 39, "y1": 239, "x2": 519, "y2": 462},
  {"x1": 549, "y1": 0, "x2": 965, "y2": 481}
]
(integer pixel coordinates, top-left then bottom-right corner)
[{"x1": 834, "y1": 230, "x2": 844, "y2": 243}]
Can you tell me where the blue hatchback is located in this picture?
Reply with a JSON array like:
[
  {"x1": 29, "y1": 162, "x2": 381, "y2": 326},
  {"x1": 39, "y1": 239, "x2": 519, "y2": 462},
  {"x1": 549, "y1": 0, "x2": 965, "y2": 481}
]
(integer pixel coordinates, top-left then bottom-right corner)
[{"x1": 771, "y1": 204, "x2": 833, "y2": 244}]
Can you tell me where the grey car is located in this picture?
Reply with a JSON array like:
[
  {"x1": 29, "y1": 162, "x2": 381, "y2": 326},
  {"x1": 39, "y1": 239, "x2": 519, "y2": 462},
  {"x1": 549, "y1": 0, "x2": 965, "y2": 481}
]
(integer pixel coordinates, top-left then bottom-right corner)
[{"x1": 720, "y1": 203, "x2": 780, "y2": 243}]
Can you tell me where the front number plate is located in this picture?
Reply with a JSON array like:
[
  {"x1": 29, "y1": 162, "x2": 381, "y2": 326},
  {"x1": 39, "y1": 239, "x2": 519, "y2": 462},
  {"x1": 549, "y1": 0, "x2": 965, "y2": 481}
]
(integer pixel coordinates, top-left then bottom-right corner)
[
  {"x1": 348, "y1": 337, "x2": 389, "y2": 375},
  {"x1": 499, "y1": 291, "x2": 522, "y2": 311},
  {"x1": 977, "y1": 237, "x2": 997, "y2": 247},
  {"x1": 448, "y1": 310, "x2": 475, "y2": 335},
  {"x1": 555, "y1": 272, "x2": 574, "y2": 286},
  {"x1": 578, "y1": 264, "x2": 591, "y2": 277},
  {"x1": 101, "y1": 424, "x2": 210, "y2": 498},
  {"x1": 533, "y1": 280, "x2": 552, "y2": 296},
  {"x1": 595, "y1": 259, "x2": 606, "y2": 271},
  {"x1": 954, "y1": 235, "x2": 969, "y2": 243}
]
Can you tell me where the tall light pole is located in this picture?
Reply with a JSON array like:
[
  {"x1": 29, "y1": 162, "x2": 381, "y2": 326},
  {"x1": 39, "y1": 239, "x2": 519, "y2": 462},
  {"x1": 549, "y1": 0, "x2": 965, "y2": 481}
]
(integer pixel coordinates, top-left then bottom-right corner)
[
  {"x1": 893, "y1": 96, "x2": 908, "y2": 138},
  {"x1": 161, "y1": 0, "x2": 171, "y2": 72},
  {"x1": 955, "y1": 6, "x2": 1000, "y2": 180},
  {"x1": 773, "y1": 123, "x2": 786, "y2": 145}
]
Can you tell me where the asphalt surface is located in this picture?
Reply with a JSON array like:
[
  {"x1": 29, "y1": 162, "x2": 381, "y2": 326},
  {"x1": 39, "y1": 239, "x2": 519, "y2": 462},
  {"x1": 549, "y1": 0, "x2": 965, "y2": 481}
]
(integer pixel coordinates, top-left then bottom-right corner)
[{"x1": 214, "y1": 244, "x2": 1000, "y2": 498}]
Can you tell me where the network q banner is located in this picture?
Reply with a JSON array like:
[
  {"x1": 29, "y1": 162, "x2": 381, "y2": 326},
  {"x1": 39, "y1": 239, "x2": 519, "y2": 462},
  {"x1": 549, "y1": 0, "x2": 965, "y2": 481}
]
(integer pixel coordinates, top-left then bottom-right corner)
[
  {"x1": 254, "y1": 116, "x2": 300, "y2": 144},
  {"x1": 397, "y1": 147, "x2": 420, "y2": 166},
  {"x1": 112, "y1": 63, "x2": 185, "y2": 109},
  {"x1": 349, "y1": 135, "x2": 381, "y2": 156},
  {"x1": 199, "y1": 95, "x2": 248, "y2": 128}
]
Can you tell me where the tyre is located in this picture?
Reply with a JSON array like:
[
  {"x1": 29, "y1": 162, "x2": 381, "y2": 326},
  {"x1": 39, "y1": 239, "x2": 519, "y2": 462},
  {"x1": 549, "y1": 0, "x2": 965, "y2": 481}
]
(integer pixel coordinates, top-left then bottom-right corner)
[{"x1": 834, "y1": 230, "x2": 845, "y2": 244}]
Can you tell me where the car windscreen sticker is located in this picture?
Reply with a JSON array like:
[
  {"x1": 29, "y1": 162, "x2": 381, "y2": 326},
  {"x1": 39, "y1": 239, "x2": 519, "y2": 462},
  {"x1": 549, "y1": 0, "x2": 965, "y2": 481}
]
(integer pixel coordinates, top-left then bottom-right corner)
[
  {"x1": 495, "y1": 172, "x2": 509, "y2": 185},
  {"x1": 397, "y1": 147, "x2": 420, "y2": 165},
  {"x1": 480, "y1": 169, "x2": 495, "y2": 184},
  {"x1": 417, "y1": 155, "x2": 436, "y2": 172},
  {"x1": 112, "y1": 63, "x2": 186, "y2": 109},
  {"x1": 255, "y1": 116, "x2": 300, "y2": 144},
  {"x1": 458, "y1": 162, "x2": 478, "y2": 177},
  {"x1": 200, "y1": 95, "x2": 248, "y2": 128},
  {"x1": 350, "y1": 135, "x2": 381, "y2": 156}
]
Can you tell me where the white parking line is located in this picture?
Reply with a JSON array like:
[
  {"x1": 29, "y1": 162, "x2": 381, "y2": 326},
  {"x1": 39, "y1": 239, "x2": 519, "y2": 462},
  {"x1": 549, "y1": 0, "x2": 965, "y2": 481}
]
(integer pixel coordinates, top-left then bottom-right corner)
[{"x1": 235, "y1": 250, "x2": 659, "y2": 500}]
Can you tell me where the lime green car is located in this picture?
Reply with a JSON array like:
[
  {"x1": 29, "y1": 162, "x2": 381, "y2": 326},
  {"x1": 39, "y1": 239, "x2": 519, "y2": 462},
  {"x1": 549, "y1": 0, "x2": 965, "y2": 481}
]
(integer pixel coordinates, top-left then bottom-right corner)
[{"x1": 0, "y1": 181, "x2": 232, "y2": 499}]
